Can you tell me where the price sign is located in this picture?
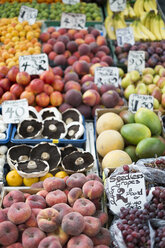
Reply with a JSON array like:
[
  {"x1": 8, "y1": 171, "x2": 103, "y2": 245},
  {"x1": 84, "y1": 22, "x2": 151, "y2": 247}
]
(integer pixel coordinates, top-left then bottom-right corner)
[
  {"x1": 128, "y1": 51, "x2": 145, "y2": 74},
  {"x1": 94, "y1": 67, "x2": 119, "y2": 87},
  {"x1": 18, "y1": 6, "x2": 38, "y2": 25},
  {"x1": 116, "y1": 27, "x2": 135, "y2": 47},
  {"x1": 105, "y1": 172, "x2": 146, "y2": 215},
  {"x1": 19, "y1": 53, "x2": 49, "y2": 75},
  {"x1": 62, "y1": 0, "x2": 80, "y2": 4},
  {"x1": 2, "y1": 99, "x2": 29, "y2": 124},
  {"x1": 129, "y1": 94, "x2": 154, "y2": 113},
  {"x1": 61, "y1": 13, "x2": 86, "y2": 30},
  {"x1": 109, "y1": 0, "x2": 126, "y2": 12}
]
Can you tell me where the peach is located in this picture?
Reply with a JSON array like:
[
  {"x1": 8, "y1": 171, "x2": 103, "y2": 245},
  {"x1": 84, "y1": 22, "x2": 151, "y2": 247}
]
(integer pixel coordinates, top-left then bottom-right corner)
[
  {"x1": 59, "y1": 103, "x2": 72, "y2": 113},
  {"x1": 3, "y1": 190, "x2": 25, "y2": 208},
  {"x1": 51, "y1": 31, "x2": 60, "y2": 39},
  {"x1": 91, "y1": 228, "x2": 111, "y2": 246},
  {"x1": 40, "y1": 32, "x2": 50, "y2": 42},
  {"x1": 86, "y1": 174, "x2": 102, "y2": 183},
  {"x1": 22, "y1": 227, "x2": 46, "y2": 248},
  {"x1": 8, "y1": 202, "x2": 31, "y2": 224},
  {"x1": 47, "y1": 27, "x2": 56, "y2": 33},
  {"x1": 64, "y1": 80, "x2": 81, "y2": 92},
  {"x1": 54, "y1": 55, "x2": 67, "y2": 66},
  {"x1": 81, "y1": 81, "x2": 98, "y2": 93},
  {"x1": 40, "y1": 70, "x2": 55, "y2": 85},
  {"x1": 91, "y1": 57, "x2": 100, "y2": 64},
  {"x1": 52, "y1": 79, "x2": 64, "y2": 92},
  {"x1": 26, "y1": 195, "x2": 46, "y2": 209},
  {"x1": 36, "y1": 92, "x2": 50, "y2": 107},
  {"x1": 82, "y1": 180, "x2": 104, "y2": 200},
  {"x1": 0, "y1": 65, "x2": 9, "y2": 75},
  {"x1": 7, "y1": 66, "x2": 19, "y2": 82},
  {"x1": 25, "y1": 212, "x2": 37, "y2": 227},
  {"x1": 43, "y1": 84, "x2": 54, "y2": 95},
  {"x1": 61, "y1": 212, "x2": 85, "y2": 236},
  {"x1": 57, "y1": 34, "x2": 69, "y2": 45},
  {"x1": 93, "y1": 211, "x2": 108, "y2": 226},
  {"x1": 79, "y1": 55, "x2": 91, "y2": 63},
  {"x1": 50, "y1": 91, "x2": 63, "y2": 106},
  {"x1": 101, "y1": 56, "x2": 113, "y2": 66},
  {"x1": 67, "y1": 41, "x2": 78, "y2": 53},
  {"x1": 42, "y1": 43, "x2": 53, "y2": 54},
  {"x1": 48, "y1": 227, "x2": 69, "y2": 246},
  {"x1": 83, "y1": 216, "x2": 101, "y2": 237},
  {"x1": 0, "y1": 78, "x2": 11, "y2": 91},
  {"x1": 6, "y1": 242, "x2": 23, "y2": 248},
  {"x1": 67, "y1": 56, "x2": 78, "y2": 66},
  {"x1": 78, "y1": 43, "x2": 90, "y2": 56},
  {"x1": 29, "y1": 79, "x2": 44, "y2": 94},
  {"x1": 81, "y1": 74, "x2": 94, "y2": 84},
  {"x1": 64, "y1": 50, "x2": 71, "y2": 59},
  {"x1": 64, "y1": 72, "x2": 79, "y2": 83},
  {"x1": 46, "y1": 190, "x2": 67, "y2": 207},
  {"x1": 52, "y1": 66, "x2": 63, "y2": 77},
  {"x1": 73, "y1": 198, "x2": 96, "y2": 216},
  {"x1": 73, "y1": 61, "x2": 89, "y2": 76},
  {"x1": 30, "y1": 181, "x2": 43, "y2": 188},
  {"x1": 66, "y1": 173, "x2": 87, "y2": 188},
  {"x1": 43, "y1": 177, "x2": 65, "y2": 192},
  {"x1": 38, "y1": 236, "x2": 62, "y2": 248},
  {"x1": 73, "y1": 51, "x2": 80, "y2": 59},
  {"x1": 68, "y1": 187, "x2": 83, "y2": 206},
  {"x1": 89, "y1": 42, "x2": 98, "y2": 53},
  {"x1": 89, "y1": 63, "x2": 101, "y2": 76},
  {"x1": 37, "y1": 208, "x2": 60, "y2": 233},
  {"x1": 74, "y1": 32, "x2": 84, "y2": 39},
  {"x1": 52, "y1": 203, "x2": 73, "y2": 223},
  {"x1": 16, "y1": 72, "x2": 31, "y2": 86},
  {"x1": 20, "y1": 91, "x2": 35, "y2": 105},
  {"x1": 2, "y1": 91, "x2": 16, "y2": 101},
  {"x1": 18, "y1": 223, "x2": 27, "y2": 233},
  {"x1": 10, "y1": 83, "x2": 24, "y2": 98},
  {"x1": 85, "y1": 34, "x2": 95, "y2": 44},
  {"x1": 48, "y1": 51, "x2": 57, "y2": 61},
  {"x1": 0, "y1": 221, "x2": 18, "y2": 246},
  {"x1": 67, "y1": 234, "x2": 93, "y2": 248},
  {"x1": 36, "y1": 190, "x2": 48, "y2": 198},
  {"x1": 96, "y1": 36, "x2": 107, "y2": 46},
  {"x1": 24, "y1": 193, "x2": 32, "y2": 199},
  {"x1": 53, "y1": 41, "x2": 65, "y2": 54},
  {"x1": 83, "y1": 89, "x2": 101, "y2": 106},
  {"x1": 0, "y1": 208, "x2": 8, "y2": 222}
]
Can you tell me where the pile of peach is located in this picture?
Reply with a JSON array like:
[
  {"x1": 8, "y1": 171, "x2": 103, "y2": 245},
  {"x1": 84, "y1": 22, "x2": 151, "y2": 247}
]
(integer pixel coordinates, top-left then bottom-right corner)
[
  {"x1": 0, "y1": 18, "x2": 41, "y2": 68},
  {"x1": 0, "y1": 173, "x2": 111, "y2": 248}
]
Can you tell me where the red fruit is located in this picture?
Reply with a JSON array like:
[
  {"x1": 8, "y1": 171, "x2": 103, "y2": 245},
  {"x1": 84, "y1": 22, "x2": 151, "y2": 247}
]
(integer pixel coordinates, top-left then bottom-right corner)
[
  {"x1": 2, "y1": 91, "x2": 16, "y2": 101},
  {"x1": 40, "y1": 32, "x2": 50, "y2": 42},
  {"x1": 0, "y1": 78, "x2": 11, "y2": 91},
  {"x1": 40, "y1": 71, "x2": 55, "y2": 85},
  {"x1": 29, "y1": 79, "x2": 44, "y2": 94},
  {"x1": 20, "y1": 91, "x2": 35, "y2": 105},
  {"x1": 7, "y1": 66, "x2": 19, "y2": 82},
  {"x1": 36, "y1": 92, "x2": 50, "y2": 107},
  {"x1": 43, "y1": 84, "x2": 54, "y2": 95},
  {"x1": 10, "y1": 83, "x2": 24, "y2": 98},
  {"x1": 50, "y1": 91, "x2": 63, "y2": 107},
  {"x1": 16, "y1": 72, "x2": 31, "y2": 86},
  {"x1": 0, "y1": 65, "x2": 9, "y2": 76},
  {"x1": 52, "y1": 79, "x2": 64, "y2": 92},
  {"x1": 52, "y1": 67, "x2": 63, "y2": 77}
]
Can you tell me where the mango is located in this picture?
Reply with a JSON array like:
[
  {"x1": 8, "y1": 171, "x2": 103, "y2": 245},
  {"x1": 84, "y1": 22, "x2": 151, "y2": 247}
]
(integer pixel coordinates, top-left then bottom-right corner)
[
  {"x1": 120, "y1": 123, "x2": 151, "y2": 145},
  {"x1": 124, "y1": 146, "x2": 139, "y2": 162},
  {"x1": 135, "y1": 108, "x2": 161, "y2": 136},
  {"x1": 136, "y1": 137, "x2": 165, "y2": 158}
]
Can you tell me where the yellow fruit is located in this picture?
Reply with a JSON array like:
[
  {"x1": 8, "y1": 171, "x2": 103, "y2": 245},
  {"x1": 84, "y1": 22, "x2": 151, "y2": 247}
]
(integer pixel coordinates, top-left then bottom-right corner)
[
  {"x1": 23, "y1": 177, "x2": 39, "y2": 186},
  {"x1": 96, "y1": 130, "x2": 124, "y2": 157},
  {"x1": 102, "y1": 150, "x2": 132, "y2": 169},
  {"x1": 96, "y1": 112, "x2": 124, "y2": 135},
  {"x1": 55, "y1": 171, "x2": 68, "y2": 179},
  {"x1": 6, "y1": 170, "x2": 23, "y2": 186},
  {"x1": 40, "y1": 173, "x2": 54, "y2": 181}
]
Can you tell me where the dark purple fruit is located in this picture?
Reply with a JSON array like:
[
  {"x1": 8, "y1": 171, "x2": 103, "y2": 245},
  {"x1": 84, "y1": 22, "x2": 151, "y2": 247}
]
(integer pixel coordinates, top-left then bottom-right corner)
[{"x1": 101, "y1": 90, "x2": 120, "y2": 108}]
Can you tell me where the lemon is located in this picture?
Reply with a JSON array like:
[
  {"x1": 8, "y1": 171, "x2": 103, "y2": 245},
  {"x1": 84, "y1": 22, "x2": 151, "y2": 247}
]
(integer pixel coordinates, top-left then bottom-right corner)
[
  {"x1": 55, "y1": 171, "x2": 68, "y2": 179},
  {"x1": 6, "y1": 170, "x2": 23, "y2": 186},
  {"x1": 23, "y1": 177, "x2": 39, "y2": 187},
  {"x1": 40, "y1": 173, "x2": 53, "y2": 181}
]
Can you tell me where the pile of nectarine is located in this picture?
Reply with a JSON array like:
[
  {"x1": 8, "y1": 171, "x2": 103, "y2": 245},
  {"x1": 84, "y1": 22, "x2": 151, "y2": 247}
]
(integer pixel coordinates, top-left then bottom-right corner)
[{"x1": 0, "y1": 173, "x2": 111, "y2": 247}]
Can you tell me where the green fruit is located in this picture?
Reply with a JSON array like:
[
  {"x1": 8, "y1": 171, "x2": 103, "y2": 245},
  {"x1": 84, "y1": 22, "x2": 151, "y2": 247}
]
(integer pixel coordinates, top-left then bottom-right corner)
[
  {"x1": 124, "y1": 146, "x2": 139, "y2": 162},
  {"x1": 119, "y1": 110, "x2": 135, "y2": 124},
  {"x1": 120, "y1": 123, "x2": 151, "y2": 145},
  {"x1": 136, "y1": 137, "x2": 165, "y2": 158},
  {"x1": 135, "y1": 108, "x2": 161, "y2": 136}
]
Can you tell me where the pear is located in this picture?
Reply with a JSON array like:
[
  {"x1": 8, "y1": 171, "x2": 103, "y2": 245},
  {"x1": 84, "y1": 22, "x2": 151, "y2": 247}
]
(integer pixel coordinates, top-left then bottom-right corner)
[
  {"x1": 153, "y1": 98, "x2": 159, "y2": 109},
  {"x1": 124, "y1": 85, "x2": 136, "y2": 100},
  {"x1": 118, "y1": 68, "x2": 124, "y2": 78},
  {"x1": 142, "y1": 74, "x2": 153, "y2": 85},
  {"x1": 153, "y1": 75, "x2": 160, "y2": 84},
  {"x1": 130, "y1": 70, "x2": 140, "y2": 83},
  {"x1": 151, "y1": 86, "x2": 162, "y2": 102},
  {"x1": 121, "y1": 74, "x2": 132, "y2": 89},
  {"x1": 135, "y1": 83, "x2": 148, "y2": 95},
  {"x1": 142, "y1": 67, "x2": 155, "y2": 75},
  {"x1": 154, "y1": 65, "x2": 164, "y2": 74},
  {"x1": 147, "y1": 84, "x2": 156, "y2": 94}
]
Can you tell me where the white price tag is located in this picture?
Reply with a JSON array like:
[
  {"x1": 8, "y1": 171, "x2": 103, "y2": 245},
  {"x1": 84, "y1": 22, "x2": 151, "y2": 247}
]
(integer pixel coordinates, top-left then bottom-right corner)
[
  {"x1": 19, "y1": 53, "x2": 49, "y2": 75},
  {"x1": 18, "y1": 6, "x2": 38, "y2": 25},
  {"x1": 2, "y1": 99, "x2": 29, "y2": 124},
  {"x1": 116, "y1": 27, "x2": 135, "y2": 47},
  {"x1": 105, "y1": 172, "x2": 146, "y2": 215},
  {"x1": 129, "y1": 94, "x2": 154, "y2": 113},
  {"x1": 61, "y1": 13, "x2": 86, "y2": 30},
  {"x1": 62, "y1": 0, "x2": 80, "y2": 4},
  {"x1": 109, "y1": 0, "x2": 126, "y2": 12},
  {"x1": 94, "y1": 67, "x2": 119, "y2": 87},
  {"x1": 128, "y1": 51, "x2": 145, "y2": 74}
]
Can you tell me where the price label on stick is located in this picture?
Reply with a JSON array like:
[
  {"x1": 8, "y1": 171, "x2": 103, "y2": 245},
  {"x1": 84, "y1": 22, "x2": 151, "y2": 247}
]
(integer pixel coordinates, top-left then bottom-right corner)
[
  {"x1": 116, "y1": 27, "x2": 135, "y2": 47},
  {"x1": 94, "y1": 67, "x2": 119, "y2": 87},
  {"x1": 129, "y1": 94, "x2": 154, "y2": 113},
  {"x1": 128, "y1": 51, "x2": 145, "y2": 74},
  {"x1": 61, "y1": 13, "x2": 86, "y2": 30},
  {"x1": 19, "y1": 53, "x2": 49, "y2": 75},
  {"x1": 109, "y1": 0, "x2": 126, "y2": 12},
  {"x1": 62, "y1": 0, "x2": 80, "y2": 4},
  {"x1": 18, "y1": 6, "x2": 38, "y2": 25},
  {"x1": 105, "y1": 172, "x2": 146, "y2": 215},
  {"x1": 2, "y1": 99, "x2": 29, "y2": 124}
]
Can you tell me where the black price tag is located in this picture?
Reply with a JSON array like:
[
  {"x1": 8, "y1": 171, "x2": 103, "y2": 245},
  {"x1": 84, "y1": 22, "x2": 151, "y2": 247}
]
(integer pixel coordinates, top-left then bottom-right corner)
[
  {"x1": 61, "y1": 13, "x2": 86, "y2": 30},
  {"x1": 129, "y1": 94, "x2": 154, "y2": 113},
  {"x1": 128, "y1": 51, "x2": 145, "y2": 74},
  {"x1": 94, "y1": 67, "x2": 119, "y2": 87},
  {"x1": 109, "y1": 0, "x2": 126, "y2": 12},
  {"x1": 116, "y1": 27, "x2": 135, "y2": 47},
  {"x1": 18, "y1": 6, "x2": 38, "y2": 25},
  {"x1": 19, "y1": 53, "x2": 49, "y2": 75}
]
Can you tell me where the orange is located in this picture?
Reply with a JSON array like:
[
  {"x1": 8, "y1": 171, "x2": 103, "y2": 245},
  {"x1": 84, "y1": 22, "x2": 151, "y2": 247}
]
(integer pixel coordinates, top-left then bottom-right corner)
[
  {"x1": 23, "y1": 177, "x2": 39, "y2": 186},
  {"x1": 40, "y1": 173, "x2": 54, "y2": 181},
  {"x1": 55, "y1": 171, "x2": 68, "y2": 179},
  {"x1": 6, "y1": 170, "x2": 23, "y2": 186}
]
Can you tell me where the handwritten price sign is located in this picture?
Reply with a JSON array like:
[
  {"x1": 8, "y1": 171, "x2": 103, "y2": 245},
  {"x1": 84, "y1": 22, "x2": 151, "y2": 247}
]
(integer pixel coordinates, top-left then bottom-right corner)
[
  {"x1": 129, "y1": 94, "x2": 154, "y2": 113},
  {"x1": 109, "y1": 0, "x2": 126, "y2": 12},
  {"x1": 18, "y1": 6, "x2": 38, "y2": 25},
  {"x1": 94, "y1": 67, "x2": 119, "y2": 87},
  {"x1": 116, "y1": 27, "x2": 135, "y2": 47},
  {"x1": 128, "y1": 51, "x2": 145, "y2": 74},
  {"x1": 62, "y1": 0, "x2": 80, "y2": 4},
  {"x1": 61, "y1": 13, "x2": 86, "y2": 30}
]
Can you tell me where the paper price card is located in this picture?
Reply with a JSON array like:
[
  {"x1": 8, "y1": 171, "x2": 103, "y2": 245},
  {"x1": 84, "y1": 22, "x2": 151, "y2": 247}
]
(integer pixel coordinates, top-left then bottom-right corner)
[
  {"x1": 109, "y1": 0, "x2": 126, "y2": 12},
  {"x1": 94, "y1": 67, "x2": 119, "y2": 87},
  {"x1": 61, "y1": 13, "x2": 86, "y2": 30},
  {"x1": 2, "y1": 99, "x2": 29, "y2": 124},
  {"x1": 129, "y1": 94, "x2": 154, "y2": 113},
  {"x1": 105, "y1": 172, "x2": 146, "y2": 215},
  {"x1": 128, "y1": 51, "x2": 145, "y2": 74},
  {"x1": 18, "y1": 6, "x2": 38, "y2": 25},
  {"x1": 62, "y1": 0, "x2": 80, "y2": 4},
  {"x1": 116, "y1": 27, "x2": 135, "y2": 47},
  {"x1": 19, "y1": 54, "x2": 49, "y2": 75}
]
